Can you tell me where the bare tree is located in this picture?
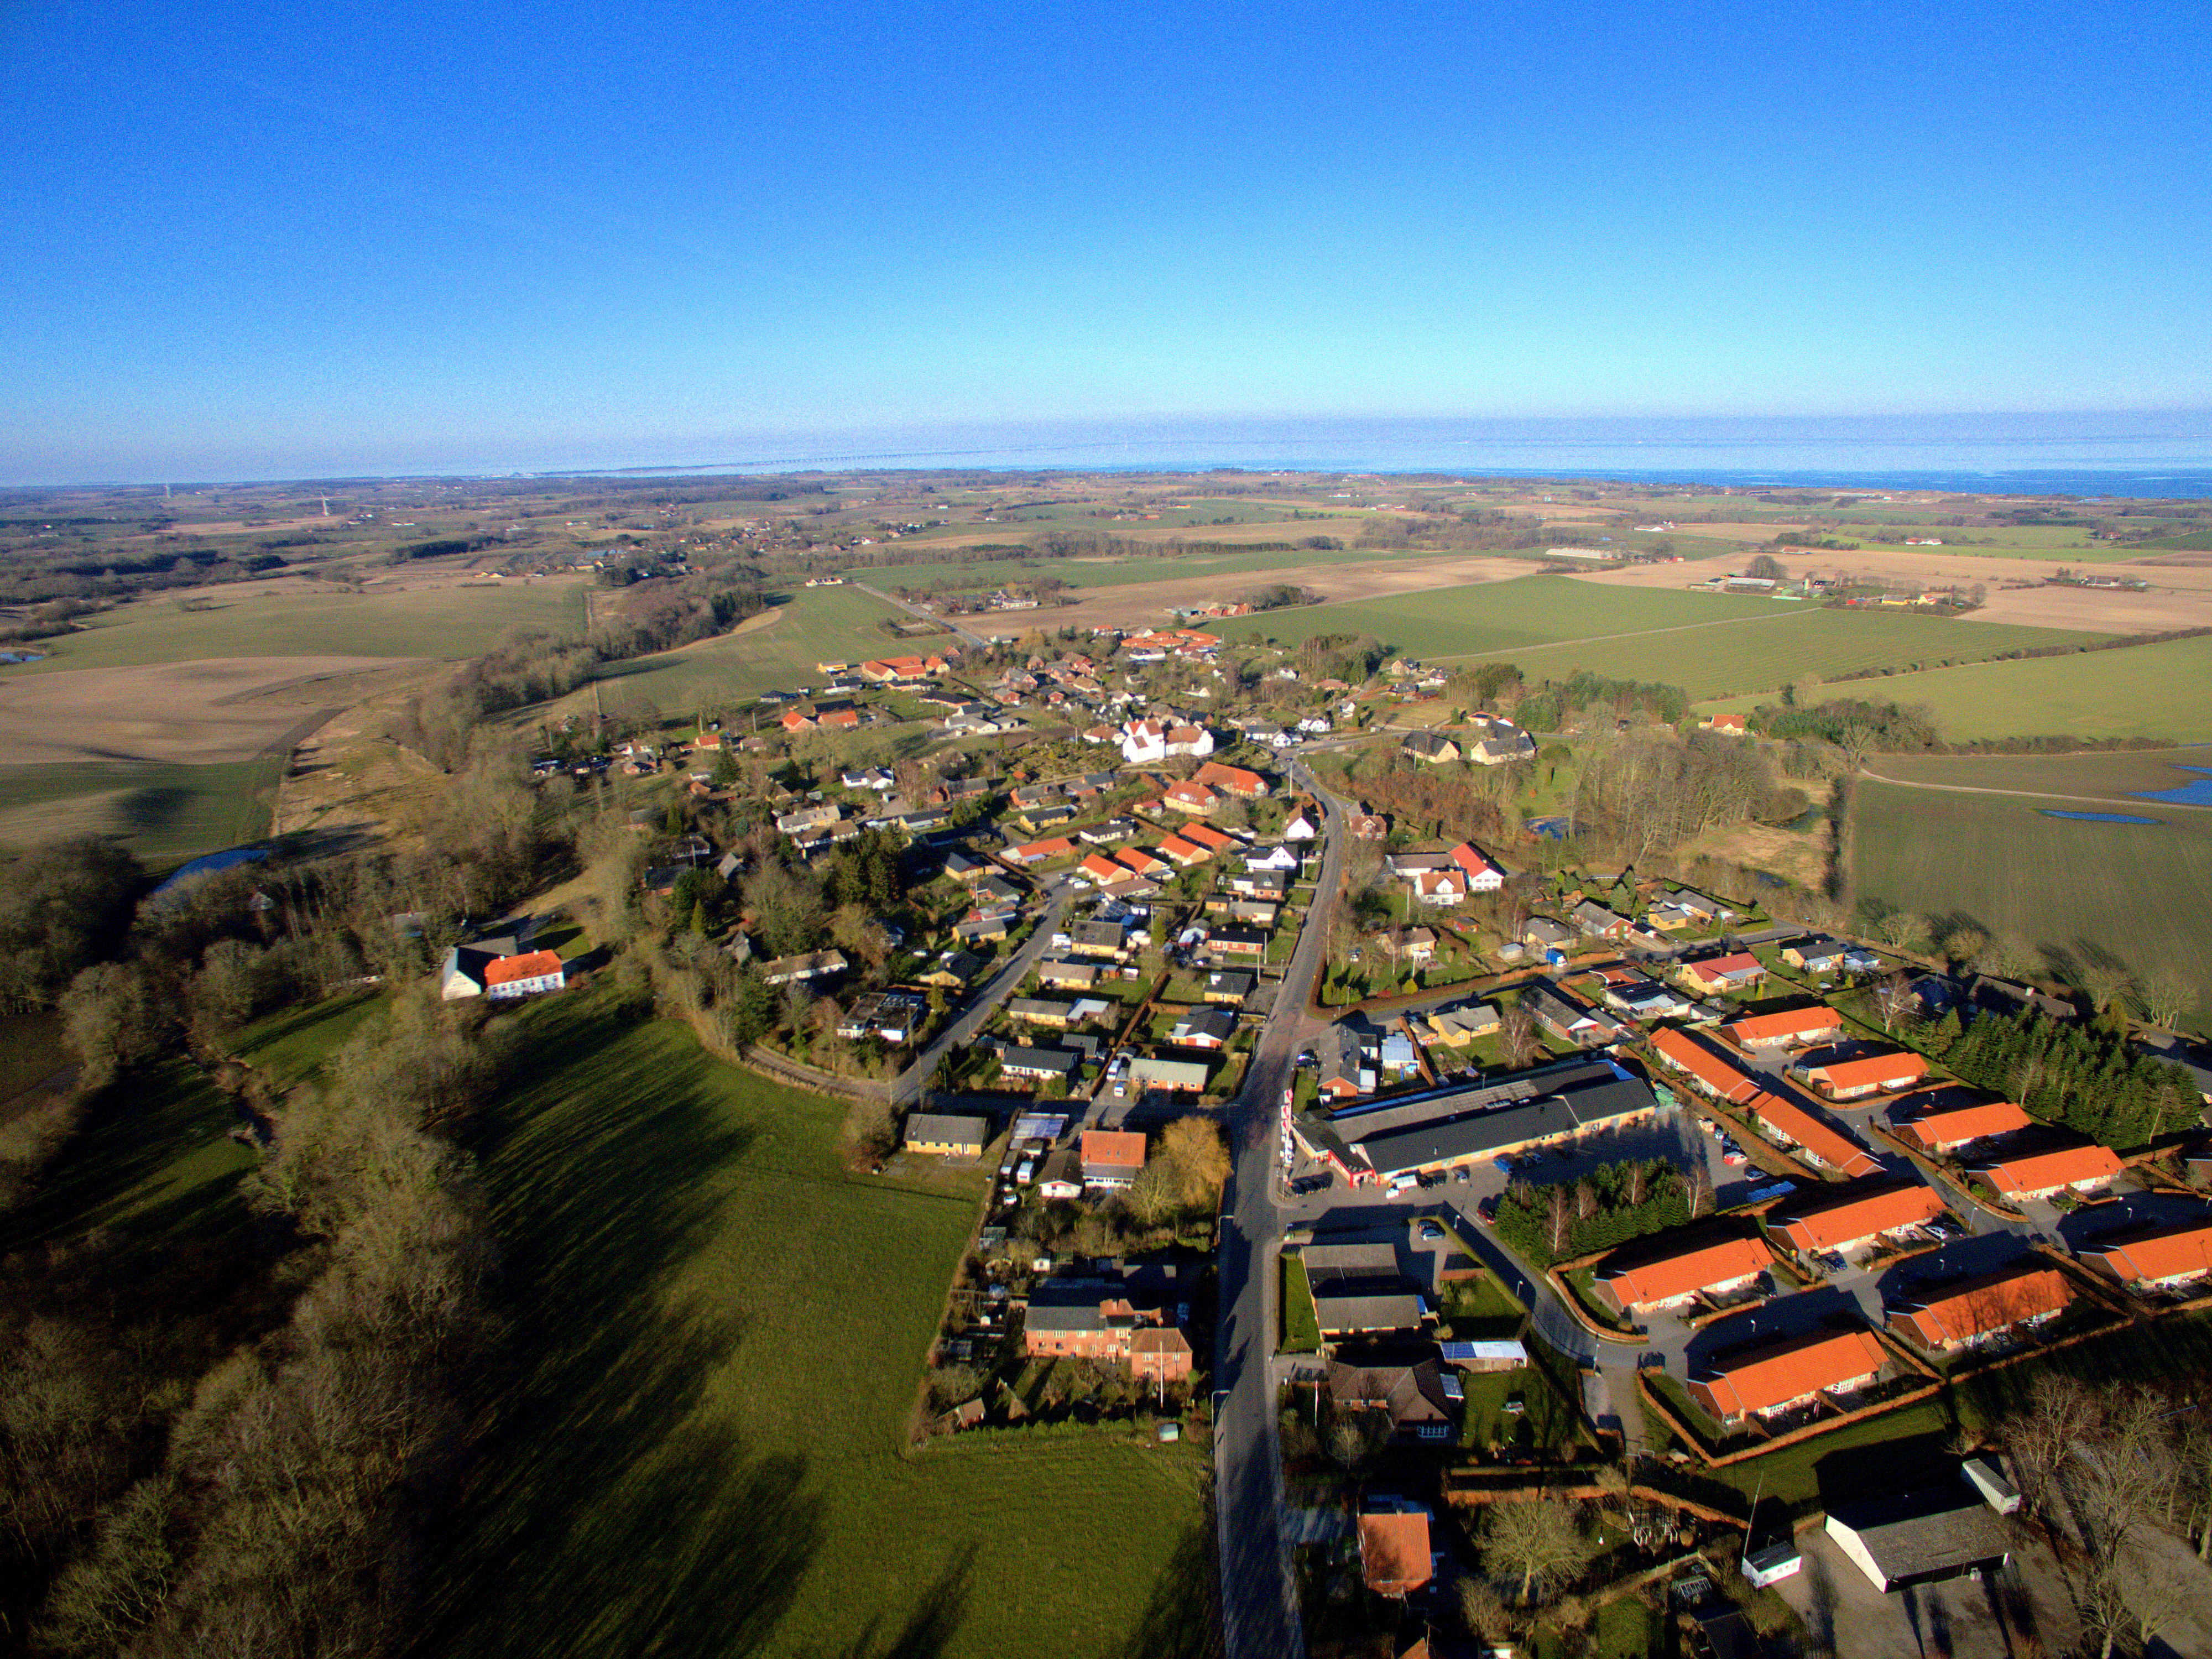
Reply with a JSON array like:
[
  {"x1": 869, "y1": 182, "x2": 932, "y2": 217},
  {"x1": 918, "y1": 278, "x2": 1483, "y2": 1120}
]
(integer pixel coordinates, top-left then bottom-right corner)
[
  {"x1": 1687, "y1": 1159, "x2": 1715, "y2": 1219},
  {"x1": 2139, "y1": 967, "x2": 2197, "y2": 1031},
  {"x1": 1876, "y1": 910, "x2": 1922, "y2": 952},
  {"x1": 1871, "y1": 971, "x2": 1914, "y2": 1032},
  {"x1": 1481, "y1": 1498, "x2": 1594, "y2": 1603},
  {"x1": 1499, "y1": 1003, "x2": 1541, "y2": 1070}
]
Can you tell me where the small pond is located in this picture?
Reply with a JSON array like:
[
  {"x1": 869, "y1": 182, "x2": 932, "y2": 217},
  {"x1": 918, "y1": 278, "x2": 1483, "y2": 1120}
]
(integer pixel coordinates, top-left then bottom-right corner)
[
  {"x1": 2038, "y1": 810, "x2": 2163, "y2": 825},
  {"x1": 2130, "y1": 765, "x2": 2212, "y2": 808}
]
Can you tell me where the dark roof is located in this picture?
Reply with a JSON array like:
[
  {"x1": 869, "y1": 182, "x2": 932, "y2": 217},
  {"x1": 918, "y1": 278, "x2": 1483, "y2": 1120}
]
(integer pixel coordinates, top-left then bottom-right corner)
[
  {"x1": 1000, "y1": 1045, "x2": 1078, "y2": 1076},
  {"x1": 1173, "y1": 1007, "x2": 1238, "y2": 1045},
  {"x1": 905, "y1": 1113, "x2": 990, "y2": 1146},
  {"x1": 1825, "y1": 1488, "x2": 2012, "y2": 1586},
  {"x1": 1330, "y1": 1058, "x2": 1656, "y2": 1178}
]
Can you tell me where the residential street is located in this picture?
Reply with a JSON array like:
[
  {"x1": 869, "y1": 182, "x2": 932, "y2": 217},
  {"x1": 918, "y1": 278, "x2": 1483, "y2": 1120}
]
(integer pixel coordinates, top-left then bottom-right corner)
[
  {"x1": 891, "y1": 884, "x2": 1072, "y2": 1108},
  {"x1": 1213, "y1": 757, "x2": 1344, "y2": 1659}
]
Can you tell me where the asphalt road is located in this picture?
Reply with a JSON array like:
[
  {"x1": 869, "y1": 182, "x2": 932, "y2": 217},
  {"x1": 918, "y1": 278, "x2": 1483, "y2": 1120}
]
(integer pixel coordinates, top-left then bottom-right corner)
[
  {"x1": 851, "y1": 581, "x2": 992, "y2": 650},
  {"x1": 1214, "y1": 759, "x2": 1347, "y2": 1659},
  {"x1": 891, "y1": 885, "x2": 1072, "y2": 1108}
]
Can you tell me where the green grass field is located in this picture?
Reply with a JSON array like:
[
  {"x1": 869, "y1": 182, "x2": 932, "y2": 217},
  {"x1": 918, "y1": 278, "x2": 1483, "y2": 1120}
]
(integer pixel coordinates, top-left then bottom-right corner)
[
  {"x1": 1742, "y1": 633, "x2": 2212, "y2": 742},
  {"x1": 0, "y1": 755, "x2": 284, "y2": 863},
  {"x1": 1866, "y1": 748, "x2": 2212, "y2": 802},
  {"x1": 1853, "y1": 774, "x2": 2212, "y2": 1029},
  {"x1": 14, "y1": 578, "x2": 589, "y2": 671},
  {"x1": 588, "y1": 585, "x2": 907, "y2": 714},
  {"x1": 1217, "y1": 575, "x2": 2108, "y2": 698},
  {"x1": 854, "y1": 540, "x2": 1418, "y2": 592},
  {"x1": 420, "y1": 998, "x2": 1211, "y2": 1659},
  {"x1": 229, "y1": 991, "x2": 387, "y2": 1086},
  {"x1": 1499, "y1": 607, "x2": 2109, "y2": 700},
  {"x1": 0, "y1": 1011, "x2": 69, "y2": 1106}
]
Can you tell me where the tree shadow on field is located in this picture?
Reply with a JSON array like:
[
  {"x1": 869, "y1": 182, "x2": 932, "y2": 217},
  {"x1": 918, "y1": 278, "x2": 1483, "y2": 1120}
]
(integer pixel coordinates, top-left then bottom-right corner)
[
  {"x1": 1118, "y1": 1517, "x2": 1222, "y2": 1659},
  {"x1": 812, "y1": 1546, "x2": 976, "y2": 1659},
  {"x1": 412, "y1": 1000, "x2": 827, "y2": 1659}
]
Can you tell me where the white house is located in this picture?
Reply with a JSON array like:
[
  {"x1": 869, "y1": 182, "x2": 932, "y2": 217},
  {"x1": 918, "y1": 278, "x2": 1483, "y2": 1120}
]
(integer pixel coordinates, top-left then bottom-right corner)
[
  {"x1": 1119, "y1": 717, "x2": 1215, "y2": 765},
  {"x1": 1284, "y1": 812, "x2": 1319, "y2": 841}
]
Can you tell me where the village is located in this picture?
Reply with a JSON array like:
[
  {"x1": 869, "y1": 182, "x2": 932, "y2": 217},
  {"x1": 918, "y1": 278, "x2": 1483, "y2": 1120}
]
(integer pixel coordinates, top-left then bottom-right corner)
[{"x1": 419, "y1": 603, "x2": 2212, "y2": 1659}]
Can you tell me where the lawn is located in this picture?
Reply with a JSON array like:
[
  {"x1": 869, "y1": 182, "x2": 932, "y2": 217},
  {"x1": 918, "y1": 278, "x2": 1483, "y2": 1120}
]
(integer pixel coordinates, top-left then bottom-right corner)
[
  {"x1": 1728, "y1": 631, "x2": 2212, "y2": 742},
  {"x1": 2, "y1": 1061, "x2": 257, "y2": 1253},
  {"x1": 1851, "y1": 776, "x2": 2212, "y2": 1030},
  {"x1": 419, "y1": 997, "x2": 1212, "y2": 1659},
  {"x1": 0, "y1": 755, "x2": 285, "y2": 863},
  {"x1": 0, "y1": 1010, "x2": 69, "y2": 1105},
  {"x1": 1283, "y1": 1255, "x2": 1322, "y2": 1352},
  {"x1": 15, "y1": 578, "x2": 589, "y2": 671},
  {"x1": 229, "y1": 990, "x2": 387, "y2": 1087}
]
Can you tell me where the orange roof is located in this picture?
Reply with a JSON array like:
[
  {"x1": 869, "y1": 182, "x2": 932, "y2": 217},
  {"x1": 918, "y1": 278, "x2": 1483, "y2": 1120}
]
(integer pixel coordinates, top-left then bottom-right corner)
[
  {"x1": 1158, "y1": 834, "x2": 1208, "y2": 864},
  {"x1": 1448, "y1": 842, "x2": 1503, "y2": 880},
  {"x1": 1744, "y1": 1091, "x2": 1881, "y2": 1177},
  {"x1": 1599, "y1": 1235, "x2": 1773, "y2": 1309},
  {"x1": 2087, "y1": 1220, "x2": 2212, "y2": 1285},
  {"x1": 1893, "y1": 1265, "x2": 2072, "y2": 1348},
  {"x1": 1078, "y1": 853, "x2": 1126, "y2": 883},
  {"x1": 1902, "y1": 1100, "x2": 2034, "y2": 1152},
  {"x1": 1723, "y1": 1006, "x2": 1844, "y2": 1046},
  {"x1": 484, "y1": 949, "x2": 563, "y2": 987},
  {"x1": 1693, "y1": 1328, "x2": 1887, "y2": 1417},
  {"x1": 1977, "y1": 1143, "x2": 2124, "y2": 1196},
  {"x1": 1774, "y1": 1181, "x2": 1947, "y2": 1253},
  {"x1": 1798, "y1": 1051, "x2": 1929, "y2": 1092},
  {"x1": 1011, "y1": 836, "x2": 1074, "y2": 858},
  {"x1": 1164, "y1": 780, "x2": 1217, "y2": 806},
  {"x1": 1357, "y1": 1511, "x2": 1433, "y2": 1595},
  {"x1": 1182, "y1": 823, "x2": 1234, "y2": 851},
  {"x1": 1081, "y1": 1129, "x2": 1147, "y2": 1171},
  {"x1": 1650, "y1": 1027, "x2": 1762, "y2": 1104},
  {"x1": 1116, "y1": 847, "x2": 1166, "y2": 873},
  {"x1": 1194, "y1": 760, "x2": 1266, "y2": 795}
]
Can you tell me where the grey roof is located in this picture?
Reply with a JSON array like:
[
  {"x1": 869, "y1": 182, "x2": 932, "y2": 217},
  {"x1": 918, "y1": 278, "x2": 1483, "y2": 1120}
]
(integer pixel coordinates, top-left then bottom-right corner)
[
  {"x1": 905, "y1": 1113, "x2": 990, "y2": 1147},
  {"x1": 1328, "y1": 1058, "x2": 1656, "y2": 1179},
  {"x1": 1311, "y1": 1291, "x2": 1428, "y2": 1334},
  {"x1": 1009, "y1": 997, "x2": 1077, "y2": 1022},
  {"x1": 1070, "y1": 919, "x2": 1128, "y2": 948},
  {"x1": 1171, "y1": 1007, "x2": 1238, "y2": 1045},
  {"x1": 1206, "y1": 969, "x2": 1258, "y2": 998},
  {"x1": 1825, "y1": 1488, "x2": 2012, "y2": 1585},
  {"x1": 1130, "y1": 1056, "x2": 1211, "y2": 1089},
  {"x1": 1000, "y1": 1045, "x2": 1078, "y2": 1076}
]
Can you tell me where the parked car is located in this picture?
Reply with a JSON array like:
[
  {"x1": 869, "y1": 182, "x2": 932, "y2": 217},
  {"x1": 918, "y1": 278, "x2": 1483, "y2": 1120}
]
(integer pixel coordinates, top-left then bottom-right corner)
[
  {"x1": 1721, "y1": 1149, "x2": 1748, "y2": 1166},
  {"x1": 1476, "y1": 1196, "x2": 1499, "y2": 1226},
  {"x1": 1927, "y1": 1213, "x2": 1967, "y2": 1240},
  {"x1": 1417, "y1": 1220, "x2": 1444, "y2": 1241},
  {"x1": 1492, "y1": 1157, "x2": 1515, "y2": 1175},
  {"x1": 1817, "y1": 1251, "x2": 1849, "y2": 1274},
  {"x1": 1453, "y1": 1167, "x2": 1472, "y2": 1185}
]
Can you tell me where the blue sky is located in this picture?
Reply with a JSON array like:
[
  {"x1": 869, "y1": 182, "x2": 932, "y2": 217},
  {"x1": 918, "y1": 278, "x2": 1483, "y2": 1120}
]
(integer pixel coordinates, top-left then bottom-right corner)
[{"x1": 3, "y1": 0, "x2": 2209, "y2": 481}]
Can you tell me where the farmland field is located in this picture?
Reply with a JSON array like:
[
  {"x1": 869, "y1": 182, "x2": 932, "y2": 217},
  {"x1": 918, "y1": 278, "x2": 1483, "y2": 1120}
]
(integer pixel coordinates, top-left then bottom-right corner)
[
  {"x1": 585, "y1": 583, "x2": 907, "y2": 714},
  {"x1": 858, "y1": 540, "x2": 1416, "y2": 591},
  {"x1": 0, "y1": 755, "x2": 284, "y2": 863},
  {"x1": 420, "y1": 999, "x2": 1211, "y2": 1659},
  {"x1": 1497, "y1": 607, "x2": 2109, "y2": 700},
  {"x1": 1217, "y1": 576, "x2": 2109, "y2": 698},
  {"x1": 12, "y1": 577, "x2": 588, "y2": 672},
  {"x1": 1852, "y1": 774, "x2": 2212, "y2": 1030},
  {"x1": 1735, "y1": 632, "x2": 2212, "y2": 742}
]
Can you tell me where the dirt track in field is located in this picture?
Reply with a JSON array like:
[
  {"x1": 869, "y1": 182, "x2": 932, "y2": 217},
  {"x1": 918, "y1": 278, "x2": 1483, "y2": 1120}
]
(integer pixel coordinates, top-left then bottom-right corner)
[{"x1": 0, "y1": 656, "x2": 430, "y2": 764}]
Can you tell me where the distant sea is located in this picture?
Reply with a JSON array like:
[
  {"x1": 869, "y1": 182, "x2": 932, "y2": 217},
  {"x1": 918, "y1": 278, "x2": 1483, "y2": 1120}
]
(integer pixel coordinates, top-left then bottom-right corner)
[{"x1": 565, "y1": 412, "x2": 2212, "y2": 499}]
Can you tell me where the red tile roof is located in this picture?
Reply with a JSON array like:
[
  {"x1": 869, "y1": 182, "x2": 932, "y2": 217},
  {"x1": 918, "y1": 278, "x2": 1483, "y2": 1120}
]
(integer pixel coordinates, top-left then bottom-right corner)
[
  {"x1": 1797, "y1": 1051, "x2": 1929, "y2": 1093},
  {"x1": 1743, "y1": 1091, "x2": 1881, "y2": 1178},
  {"x1": 1893, "y1": 1264, "x2": 2072, "y2": 1348},
  {"x1": 484, "y1": 949, "x2": 563, "y2": 987},
  {"x1": 1650, "y1": 1027, "x2": 1762, "y2": 1105},
  {"x1": 1693, "y1": 1328, "x2": 1887, "y2": 1418},
  {"x1": 2085, "y1": 1220, "x2": 2212, "y2": 1285},
  {"x1": 1158, "y1": 834, "x2": 1209, "y2": 865},
  {"x1": 1773, "y1": 1181, "x2": 1948, "y2": 1254},
  {"x1": 1599, "y1": 1235, "x2": 1773, "y2": 1310},
  {"x1": 1723, "y1": 1006, "x2": 1844, "y2": 1047},
  {"x1": 1194, "y1": 760, "x2": 1267, "y2": 796},
  {"x1": 1358, "y1": 1512, "x2": 1433, "y2": 1595},
  {"x1": 1976, "y1": 1144, "x2": 2124, "y2": 1197},
  {"x1": 1081, "y1": 1129, "x2": 1147, "y2": 1171},
  {"x1": 1901, "y1": 1100, "x2": 2035, "y2": 1152},
  {"x1": 1182, "y1": 823, "x2": 1235, "y2": 851},
  {"x1": 1682, "y1": 951, "x2": 1762, "y2": 983}
]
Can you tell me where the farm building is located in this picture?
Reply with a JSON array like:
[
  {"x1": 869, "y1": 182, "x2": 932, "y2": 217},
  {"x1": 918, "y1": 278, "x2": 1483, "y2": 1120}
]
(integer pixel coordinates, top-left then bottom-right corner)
[
  {"x1": 1687, "y1": 1328, "x2": 1888, "y2": 1426},
  {"x1": 1898, "y1": 1099, "x2": 2034, "y2": 1155},
  {"x1": 2079, "y1": 1218, "x2": 2212, "y2": 1292},
  {"x1": 1771, "y1": 1180, "x2": 1949, "y2": 1256},
  {"x1": 1792, "y1": 1050, "x2": 1930, "y2": 1101},
  {"x1": 1595, "y1": 1234, "x2": 1773, "y2": 1317},
  {"x1": 1824, "y1": 1488, "x2": 2013, "y2": 1594},
  {"x1": 1888, "y1": 1262, "x2": 2073, "y2": 1353},
  {"x1": 904, "y1": 1114, "x2": 990, "y2": 1158},
  {"x1": 1723, "y1": 1006, "x2": 1844, "y2": 1050},
  {"x1": 1973, "y1": 1143, "x2": 2125, "y2": 1203}
]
